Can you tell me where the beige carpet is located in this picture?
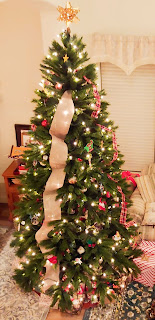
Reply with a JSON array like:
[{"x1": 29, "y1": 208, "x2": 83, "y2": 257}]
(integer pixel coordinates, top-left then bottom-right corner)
[
  {"x1": 0, "y1": 232, "x2": 50, "y2": 320},
  {"x1": 0, "y1": 225, "x2": 13, "y2": 253}
]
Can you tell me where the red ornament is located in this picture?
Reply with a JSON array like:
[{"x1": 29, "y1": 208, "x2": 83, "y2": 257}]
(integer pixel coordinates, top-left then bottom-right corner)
[
  {"x1": 77, "y1": 284, "x2": 85, "y2": 295},
  {"x1": 41, "y1": 119, "x2": 48, "y2": 127},
  {"x1": 77, "y1": 158, "x2": 83, "y2": 162},
  {"x1": 62, "y1": 275, "x2": 67, "y2": 281},
  {"x1": 91, "y1": 289, "x2": 96, "y2": 294},
  {"x1": 98, "y1": 198, "x2": 107, "y2": 211},
  {"x1": 79, "y1": 216, "x2": 86, "y2": 221},
  {"x1": 115, "y1": 203, "x2": 119, "y2": 208},
  {"x1": 36, "y1": 198, "x2": 40, "y2": 202},
  {"x1": 92, "y1": 281, "x2": 97, "y2": 289},
  {"x1": 44, "y1": 80, "x2": 50, "y2": 86},
  {"x1": 88, "y1": 243, "x2": 96, "y2": 248},
  {"x1": 55, "y1": 82, "x2": 62, "y2": 90},
  {"x1": 106, "y1": 191, "x2": 111, "y2": 198},
  {"x1": 64, "y1": 284, "x2": 73, "y2": 292},
  {"x1": 31, "y1": 124, "x2": 37, "y2": 132},
  {"x1": 48, "y1": 256, "x2": 57, "y2": 264}
]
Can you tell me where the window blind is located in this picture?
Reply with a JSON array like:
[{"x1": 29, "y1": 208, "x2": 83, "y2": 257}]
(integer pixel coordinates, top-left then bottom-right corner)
[{"x1": 101, "y1": 63, "x2": 155, "y2": 172}]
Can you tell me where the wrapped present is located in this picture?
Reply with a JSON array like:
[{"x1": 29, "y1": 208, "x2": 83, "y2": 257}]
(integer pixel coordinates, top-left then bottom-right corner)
[{"x1": 133, "y1": 240, "x2": 155, "y2": 287}]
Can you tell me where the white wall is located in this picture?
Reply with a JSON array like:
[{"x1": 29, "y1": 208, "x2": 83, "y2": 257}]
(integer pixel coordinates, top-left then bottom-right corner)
[
  {"x1": 1, "y1": 0, "x2": 155, "y2": 202},
  {"x1": 39, "y1": 0, "x2": 155, "y2": 55},
  {"x1": 0, "y1": 0, "x2": 43, "y2": 202}
]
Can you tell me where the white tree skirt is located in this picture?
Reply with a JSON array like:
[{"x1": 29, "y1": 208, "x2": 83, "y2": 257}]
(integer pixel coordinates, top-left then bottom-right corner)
[{"x1": 0, "y1": 235, "x2": 49, "y2": 320}]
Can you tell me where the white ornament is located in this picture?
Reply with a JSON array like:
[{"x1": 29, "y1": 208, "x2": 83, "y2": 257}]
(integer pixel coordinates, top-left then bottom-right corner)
[
  {"x1": 99, "y1": 257, "x2": 103, "y2": 264},
  {"x1": 43, "y1": 155, "x2": 48, "y2": 161},
  {"x1": 31, "y1": 215, "x2": 39, "y2": 225},
  {"x1": 40, "y1": 162, "x2": 46, "y2": 166},
  {"x1": 114, "y1": 196, "x2": 119, "y2": 202},
  {"x1": 68, "y1": 176, "x2": 77, "y2": 184},
  {"x1": 74, "y1": 258, "x2": 82, "y2": 265},
  {"x1": 77, "y1": 246, "x2": 85, "y2": 254},
  {"x1": 113, "y1": 231, "x2": 121, "y2": 241}
]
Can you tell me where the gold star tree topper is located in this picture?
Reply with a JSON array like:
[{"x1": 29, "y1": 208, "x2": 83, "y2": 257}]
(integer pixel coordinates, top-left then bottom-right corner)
[
  {"x1": 63, "y1": 54, "x2": 69, "y2": 62},
  {"x1": 57, "y1": 1, "x2": 80, "y2": 28}
]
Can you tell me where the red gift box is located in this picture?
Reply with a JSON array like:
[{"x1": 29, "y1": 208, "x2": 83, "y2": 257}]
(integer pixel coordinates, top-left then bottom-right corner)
[
  {"x1": 133, "y1": 240, "x2": 155, "y2": 287},
  {"x1": 18, "y1": 165, "x2": 28, "y2": 175}
]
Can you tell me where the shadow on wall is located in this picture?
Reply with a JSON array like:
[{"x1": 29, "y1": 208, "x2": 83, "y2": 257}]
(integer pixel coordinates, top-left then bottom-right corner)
[{"x1": 0, "y1": 0, "x2": 57, "y2": 9}]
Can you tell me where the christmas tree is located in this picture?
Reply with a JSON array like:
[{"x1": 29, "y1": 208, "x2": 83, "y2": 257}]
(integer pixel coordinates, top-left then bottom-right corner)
[{"x1": 11, "y1": 2, "x2": 141, "y2": 312}]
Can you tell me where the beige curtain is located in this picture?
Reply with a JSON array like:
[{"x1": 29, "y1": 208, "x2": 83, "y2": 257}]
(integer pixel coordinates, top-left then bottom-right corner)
[{"x1": 90, "y1": 34, "x2": 155, "y2": 75}]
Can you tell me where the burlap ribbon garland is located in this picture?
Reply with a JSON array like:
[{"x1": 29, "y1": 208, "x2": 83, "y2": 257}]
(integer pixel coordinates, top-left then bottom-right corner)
[{"x1": 35, "y1": 91, "x2": 74, "y2": 294}]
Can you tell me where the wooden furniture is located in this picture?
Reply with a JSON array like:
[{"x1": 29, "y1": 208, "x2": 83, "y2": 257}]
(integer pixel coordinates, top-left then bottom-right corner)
[{"x1": 2, "y1": 160, "x2": 21, "y2": 221}]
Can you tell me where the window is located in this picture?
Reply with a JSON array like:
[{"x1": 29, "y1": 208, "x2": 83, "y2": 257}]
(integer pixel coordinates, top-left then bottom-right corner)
[{"x1": 101, "y1": 63, "x2": 155, "y2": 171}]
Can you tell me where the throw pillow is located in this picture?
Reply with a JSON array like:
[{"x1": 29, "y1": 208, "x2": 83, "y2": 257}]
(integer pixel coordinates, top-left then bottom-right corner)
[
  {"x1": 135, "y1": 175, "x2": 155, "y2": 203},
  {"x1": 141, "y1": 164, "x2": 149, "y2": 176},
  {"x1": 148, "y1": 163, "x2": 155, "y2": 175},
  {"x1": 128, "y1": 189, "x2": 146, "y2": 224},
  {"x1": 142, "y1": 202, "x2": 155, "y2": 225},
  {"x1": 151, "y1": 173, "x2": 155, "y2": 186},
  {"x1": 141, "y1": 163, "x2": 155, "y2": 176}
]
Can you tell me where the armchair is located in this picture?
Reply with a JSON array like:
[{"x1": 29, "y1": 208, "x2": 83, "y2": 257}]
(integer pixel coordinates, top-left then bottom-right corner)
[{"x1": 128, "y1": 164, "x2": 155, "y2": 241}]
